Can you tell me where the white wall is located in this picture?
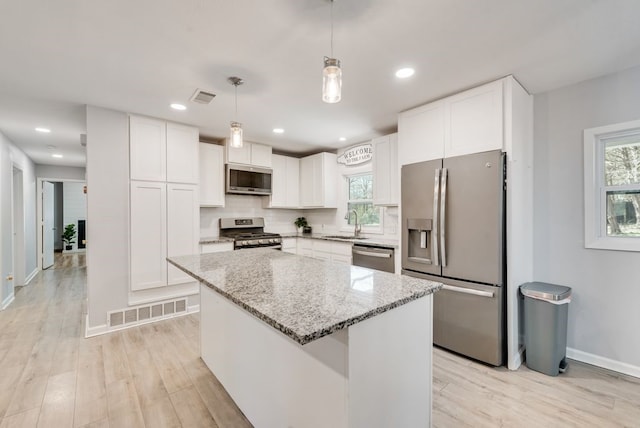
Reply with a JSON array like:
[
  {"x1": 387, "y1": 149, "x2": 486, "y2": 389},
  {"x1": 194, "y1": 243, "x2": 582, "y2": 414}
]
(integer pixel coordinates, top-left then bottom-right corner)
[
  {"x1": 35, "y1": 164, "x2": 86, "y2": 181},
  {"x1": 201, "y1": 194, "x2": 301, "y2": 237},
  {"x1": 0, "y1": 130, "x2": 37, "y2": 309},
  {"x1": 62, "y1": 182, "x2": 87, "y2": 251},
  {"x1": 533, "y1": 65, "x2": 640, "y2": 373},
  {"x1": 86, "y1": 106, "x2": 130, "y2": 328}
]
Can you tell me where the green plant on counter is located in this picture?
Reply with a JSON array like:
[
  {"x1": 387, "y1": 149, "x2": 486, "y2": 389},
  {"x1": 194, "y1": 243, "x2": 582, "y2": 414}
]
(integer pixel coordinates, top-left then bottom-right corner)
[{"x1": 294, "y1": 217, "x2": 308, "y2": 228}]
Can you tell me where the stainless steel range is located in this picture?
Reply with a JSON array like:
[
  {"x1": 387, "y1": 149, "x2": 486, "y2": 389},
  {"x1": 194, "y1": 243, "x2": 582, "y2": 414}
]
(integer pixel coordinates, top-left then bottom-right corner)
[{"x1": 219, "y1": 217, "x2": 282, "y2": 250}]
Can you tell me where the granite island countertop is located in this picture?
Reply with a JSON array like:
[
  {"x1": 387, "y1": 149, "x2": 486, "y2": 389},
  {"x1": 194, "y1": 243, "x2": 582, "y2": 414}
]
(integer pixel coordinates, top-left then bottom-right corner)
[{"x1": 168, "y1": 248, "x2": 440, "y2": 345}]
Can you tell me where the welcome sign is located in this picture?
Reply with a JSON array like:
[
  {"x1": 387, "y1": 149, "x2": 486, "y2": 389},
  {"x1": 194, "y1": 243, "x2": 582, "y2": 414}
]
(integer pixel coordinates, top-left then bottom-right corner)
[{"x1": 337, "y1": 143, "x2": 373, "y2": 166}]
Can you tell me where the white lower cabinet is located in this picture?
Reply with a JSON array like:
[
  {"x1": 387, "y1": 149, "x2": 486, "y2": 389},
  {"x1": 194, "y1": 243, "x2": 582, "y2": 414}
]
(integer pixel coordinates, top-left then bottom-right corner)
[
  {"x1": 167, "y1": 184, "x2": 199, "y2": 286},
  {"x1": 130, "y1": 181, "x2": 167, "y2": 291},
  {"x1": 297, "y1": 238, "x2": 352, "y2": 264},
  {"x1": 201, "y1": 242, "x2": 234, "y2": 253},
  {"x1": 282, "y1": 238, "x2": 297, "y2": 254},
  {"x1": 130, "y1": 181, "x2": 199, "y2": 292}
]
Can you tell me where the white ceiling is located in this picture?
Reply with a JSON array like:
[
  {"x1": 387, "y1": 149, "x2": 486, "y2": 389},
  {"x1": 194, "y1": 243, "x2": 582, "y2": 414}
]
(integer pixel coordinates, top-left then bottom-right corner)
[{"x1": 2, "y1": 0, "x2": 640, "y2": 167}]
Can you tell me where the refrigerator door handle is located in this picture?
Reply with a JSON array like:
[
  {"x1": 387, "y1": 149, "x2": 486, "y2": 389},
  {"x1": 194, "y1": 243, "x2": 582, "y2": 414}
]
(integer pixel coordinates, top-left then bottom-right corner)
[
  {"x1": 442, "y1": 284, "x2": 494, "y2": 298},
  {"x1": 440, "y1": 168, "x2": 448, "y2": 267},
  {"x1": 432, "y1": 168, "x2": 441, "y2": 266}
]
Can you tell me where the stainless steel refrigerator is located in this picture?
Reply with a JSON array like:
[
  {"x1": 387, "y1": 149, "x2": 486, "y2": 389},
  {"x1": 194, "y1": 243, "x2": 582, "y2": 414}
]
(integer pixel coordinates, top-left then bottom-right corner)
[{"x1": 401, "y1": 149, "x2": 506, "y2": 366}]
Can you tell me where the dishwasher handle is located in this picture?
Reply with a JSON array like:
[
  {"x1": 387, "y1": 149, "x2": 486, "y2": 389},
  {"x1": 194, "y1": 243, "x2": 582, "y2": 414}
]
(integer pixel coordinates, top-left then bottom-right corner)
[{"x1": 352, "y1": 249, "x2": 392, "y2": 258}]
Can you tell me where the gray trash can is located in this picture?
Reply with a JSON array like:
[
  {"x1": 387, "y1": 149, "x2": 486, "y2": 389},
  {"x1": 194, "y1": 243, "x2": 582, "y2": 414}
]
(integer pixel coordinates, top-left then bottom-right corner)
[{"x1": 520, "y1": 282, "x2": 572, "y2": 376}]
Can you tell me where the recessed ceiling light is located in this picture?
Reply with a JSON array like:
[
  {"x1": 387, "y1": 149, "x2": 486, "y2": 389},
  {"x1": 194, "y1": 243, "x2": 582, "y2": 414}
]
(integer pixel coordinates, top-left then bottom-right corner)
[
  {"x1": 35, "y1": 127, "x2": 51, "y2": 133},
  {"x1": 170, "y1": 103, "x2": 186, "y2": 111},
  {"x1": 51, "y1": 154, "x2": 63, "y2": 158},
  {"x1": 339, "y1": 137, "x2": 347, "y2": 142},
  {"x1": 273, "y1": 128, "x2": 284, "y2": 134},
  {"x1": 395, "y1": 68, "x2": 415, "y2": 79}
]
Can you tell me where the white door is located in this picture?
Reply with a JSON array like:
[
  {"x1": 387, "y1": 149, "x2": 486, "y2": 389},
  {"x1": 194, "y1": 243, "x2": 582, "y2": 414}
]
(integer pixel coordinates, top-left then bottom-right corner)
[{"x1": 42, "y1": 181, "x2": 55, "y2": 269}]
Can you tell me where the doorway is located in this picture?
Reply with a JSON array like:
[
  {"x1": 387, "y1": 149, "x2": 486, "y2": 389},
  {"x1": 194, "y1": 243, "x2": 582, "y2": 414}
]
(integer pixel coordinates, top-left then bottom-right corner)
[{"x1": 37, "y1": 178, "x2": 87, "y2": 271}]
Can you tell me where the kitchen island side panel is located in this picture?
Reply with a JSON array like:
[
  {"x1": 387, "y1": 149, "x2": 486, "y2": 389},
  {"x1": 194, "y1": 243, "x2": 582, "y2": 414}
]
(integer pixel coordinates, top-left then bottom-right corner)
[
  {"x1": 200, "y1": 283, "x2": 349, "y2": 428},
  {"x1": 200, "y1": 283, "x2": 434, "y2": 428}
]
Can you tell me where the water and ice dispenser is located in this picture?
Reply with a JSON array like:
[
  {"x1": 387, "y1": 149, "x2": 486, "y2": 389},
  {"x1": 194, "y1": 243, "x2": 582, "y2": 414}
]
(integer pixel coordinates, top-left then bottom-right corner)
[{"x1": 406, "y1": 218, "x2": 433, "y2": 264}]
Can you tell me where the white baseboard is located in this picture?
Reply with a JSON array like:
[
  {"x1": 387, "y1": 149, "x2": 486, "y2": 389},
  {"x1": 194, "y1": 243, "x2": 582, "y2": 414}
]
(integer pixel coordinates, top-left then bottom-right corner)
[
  {"x1": 85, "y1": 304, "x2": 200, "y2": 338},
  {"x1": 566, "y1": 347, "x2": 640, "y2": 379},
  {"x1": 85, "y1": 316, "x2": 108, "y2": 337},
  {"x1": 1, "y1": 293, "x2": 15, "y2": 310},
  {"x1": 24, "y1": 268, "x2": 39, "y2": 285}
]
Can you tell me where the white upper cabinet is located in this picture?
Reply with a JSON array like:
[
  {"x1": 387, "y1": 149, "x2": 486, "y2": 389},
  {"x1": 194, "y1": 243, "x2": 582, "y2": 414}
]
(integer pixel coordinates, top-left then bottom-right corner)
[
  {"x1": 167, "y1": 183, "x2": 199, "y2": 286},
  {"x1": 130, "y1": 115, "x2": 199, "y2": 183},
  {"x1": 300, "y1": 152, "x2": 337, "y2": 208},
  {"x1": 445, "y1": 79, "x2": 503, "y2": 158},
  {"x1": 225, "y1": 141, "x2": 251, "y2": 165},
  {"x1": 225, "y1": 140, "x2": 272, "y2": 167},
  {"x1": 266, "y1": 154, "x2": 300, "y2": 209},
  {"x1": 373, "y1": 133, "x2": 399, "y2": 206},
  {"x1": 166, "y1": 122, "x2": 199, "y2": 184},
  {"x1": 130, "y1": 116, "x2": 166, "y2": 181},
  {"x1": 398, "y1": 101, "x2": 445, "y2": 165},
  {"x1": 199, "y1": 143, "x2": 225, "y2": 207},
  {"x1": 250, "y1": 143, "x2": 273, "y2": 168},
  {"x1": 398, "y1": 78, "x2": 505, "y2": 165}
]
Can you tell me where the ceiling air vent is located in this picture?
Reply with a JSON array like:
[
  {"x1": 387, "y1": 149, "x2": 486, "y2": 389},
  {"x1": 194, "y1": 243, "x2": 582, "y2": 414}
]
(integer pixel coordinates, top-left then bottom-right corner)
[{"x1": 190, "y1": 89, "x2": 216, "y2": 104}]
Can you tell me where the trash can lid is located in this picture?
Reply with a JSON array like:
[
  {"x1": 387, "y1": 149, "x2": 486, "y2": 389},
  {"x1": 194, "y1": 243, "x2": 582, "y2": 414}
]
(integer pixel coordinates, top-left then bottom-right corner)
[{"x1": 520, "y1": 282, "x2": 572, "y2": 301}]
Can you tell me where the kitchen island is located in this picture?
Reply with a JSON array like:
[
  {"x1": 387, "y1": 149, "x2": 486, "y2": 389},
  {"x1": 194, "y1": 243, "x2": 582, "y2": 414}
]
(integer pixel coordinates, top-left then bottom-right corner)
[{"x1": 168, "y1": 248, "x2": 441, "y2": 428}]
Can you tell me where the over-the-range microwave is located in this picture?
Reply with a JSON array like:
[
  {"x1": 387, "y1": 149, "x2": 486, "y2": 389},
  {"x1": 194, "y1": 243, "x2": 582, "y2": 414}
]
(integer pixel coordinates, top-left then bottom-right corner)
[{"x1": 226, "y1": 163, "x2": 272, "y2": 195}]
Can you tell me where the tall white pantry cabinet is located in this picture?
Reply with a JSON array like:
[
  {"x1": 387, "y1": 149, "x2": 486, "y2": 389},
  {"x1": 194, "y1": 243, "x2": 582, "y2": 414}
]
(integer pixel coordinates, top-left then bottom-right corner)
[{"x1": 129, "y1": 115, "x2": 199, "y2": 294}]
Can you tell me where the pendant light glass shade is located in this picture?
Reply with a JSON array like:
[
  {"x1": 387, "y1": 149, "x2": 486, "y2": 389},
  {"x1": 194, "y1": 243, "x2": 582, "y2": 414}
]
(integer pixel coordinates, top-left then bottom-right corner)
[
  {"x1": 229, "y1": 121, "x2": 243, "y2": 148},
  {"x1": 322, "y1": 57, "x2": 342, "y2": 103},
  {"x1": 228, "y1": 76, "x2": 244, "y2": 148}
]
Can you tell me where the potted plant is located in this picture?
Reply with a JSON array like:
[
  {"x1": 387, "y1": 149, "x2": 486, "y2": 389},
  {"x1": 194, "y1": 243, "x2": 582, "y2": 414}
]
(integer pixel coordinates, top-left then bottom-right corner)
[
  {"x1": 61, "y1": 223, "x2": 76, "y2": 251},
  {"x1": 294, "y1": 217, "x2": 312, "y2": 234}
]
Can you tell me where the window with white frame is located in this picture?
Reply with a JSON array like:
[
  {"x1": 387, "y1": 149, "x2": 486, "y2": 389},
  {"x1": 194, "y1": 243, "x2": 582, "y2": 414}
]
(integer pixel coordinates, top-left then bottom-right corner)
[
  {"x1": 584, "y1": 119, "x2": 640, "y2": 251},
  {"x1": 345, "y1": 173, "x2": 382, "y2": 232}
]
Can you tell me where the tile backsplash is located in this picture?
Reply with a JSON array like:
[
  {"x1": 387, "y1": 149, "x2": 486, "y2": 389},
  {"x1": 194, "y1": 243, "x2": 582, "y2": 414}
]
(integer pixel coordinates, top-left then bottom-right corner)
[
  {"x1": 200, "y1": 194, "x2": 399, "y2": 240},
  {"x1": 200, "y1": 194, "x2": 302, "y2": 237}
]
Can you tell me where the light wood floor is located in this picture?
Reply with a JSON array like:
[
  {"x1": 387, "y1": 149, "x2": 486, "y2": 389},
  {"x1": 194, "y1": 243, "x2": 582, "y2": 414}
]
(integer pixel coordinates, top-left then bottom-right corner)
[{"x1": 1, "y1": 254, "x2": 639, "y2": 427}]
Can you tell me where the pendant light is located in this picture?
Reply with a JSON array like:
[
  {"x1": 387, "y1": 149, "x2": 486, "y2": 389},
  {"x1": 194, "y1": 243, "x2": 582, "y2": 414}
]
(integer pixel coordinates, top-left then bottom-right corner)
[
  {"x1": 322, "y1": 0, "x2": 341, "y2": 103},
  {"x1": 228, "y1": 76, "x2": 244, "y2": 148}
]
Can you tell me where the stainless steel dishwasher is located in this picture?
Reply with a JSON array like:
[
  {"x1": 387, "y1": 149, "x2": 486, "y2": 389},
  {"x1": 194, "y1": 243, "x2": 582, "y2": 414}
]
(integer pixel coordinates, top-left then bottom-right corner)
[{"x1": 352, "y1": 244, "x2": 395, "y2": 273}]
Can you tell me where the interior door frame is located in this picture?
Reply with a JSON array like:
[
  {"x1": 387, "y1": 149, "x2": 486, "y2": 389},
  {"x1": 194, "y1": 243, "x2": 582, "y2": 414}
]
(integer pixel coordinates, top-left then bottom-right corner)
[
  {"x1": 36, "y1": 177, "x2": 86, "y2": 271},
  {"x1": 11, "y1": 164, "x2": 25, "y2": 288}
]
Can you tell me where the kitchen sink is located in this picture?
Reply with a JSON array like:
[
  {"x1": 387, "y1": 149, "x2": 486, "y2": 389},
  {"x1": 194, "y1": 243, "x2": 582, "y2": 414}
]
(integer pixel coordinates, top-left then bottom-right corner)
[{"x1": 323, "y1": 235, "x2": 368, "y2": 240}]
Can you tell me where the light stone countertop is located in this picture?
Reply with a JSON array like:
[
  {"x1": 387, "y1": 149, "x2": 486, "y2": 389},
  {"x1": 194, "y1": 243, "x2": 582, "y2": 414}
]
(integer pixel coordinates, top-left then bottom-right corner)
[
  {"x1": 280, "y1": 232, "x2": 399, "y2": 249},
  {"x1": 168, "y1": 248, "x2": 440, "y2": 345},
  {"x1": 199, "y1": 236, "x2": 235, "y2": 245}
]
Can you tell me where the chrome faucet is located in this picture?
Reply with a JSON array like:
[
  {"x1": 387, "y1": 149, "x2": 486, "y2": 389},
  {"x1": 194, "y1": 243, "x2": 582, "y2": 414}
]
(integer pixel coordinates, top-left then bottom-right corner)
[{"x1": 345, "y1": 209, "x2": 362, "y2": 238}]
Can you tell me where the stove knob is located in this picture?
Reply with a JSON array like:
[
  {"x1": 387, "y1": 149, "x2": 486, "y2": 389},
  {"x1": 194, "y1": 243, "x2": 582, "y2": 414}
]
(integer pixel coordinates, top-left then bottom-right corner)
[
  {"x1": 242, "y1": 240, "x2": 249, "y2": 246},
  {"x1": 259, "y1": 239, "x2": 266, "y2": 244}
]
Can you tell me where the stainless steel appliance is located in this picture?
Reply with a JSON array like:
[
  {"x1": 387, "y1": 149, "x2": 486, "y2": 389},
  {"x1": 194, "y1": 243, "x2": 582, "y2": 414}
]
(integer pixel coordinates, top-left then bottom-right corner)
[
  {"x1": 226, "y1": 164, "x2": 272, "y2": 195},
  {"x1": 352, "y1": 245, "x2": 395, "y2": 273},
  {"x1": 219, "y1": 217, "x2": 282, "y2": 250},
  {"x1": 401, "y1": 150, "x2": 506, "y2": 366}
]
